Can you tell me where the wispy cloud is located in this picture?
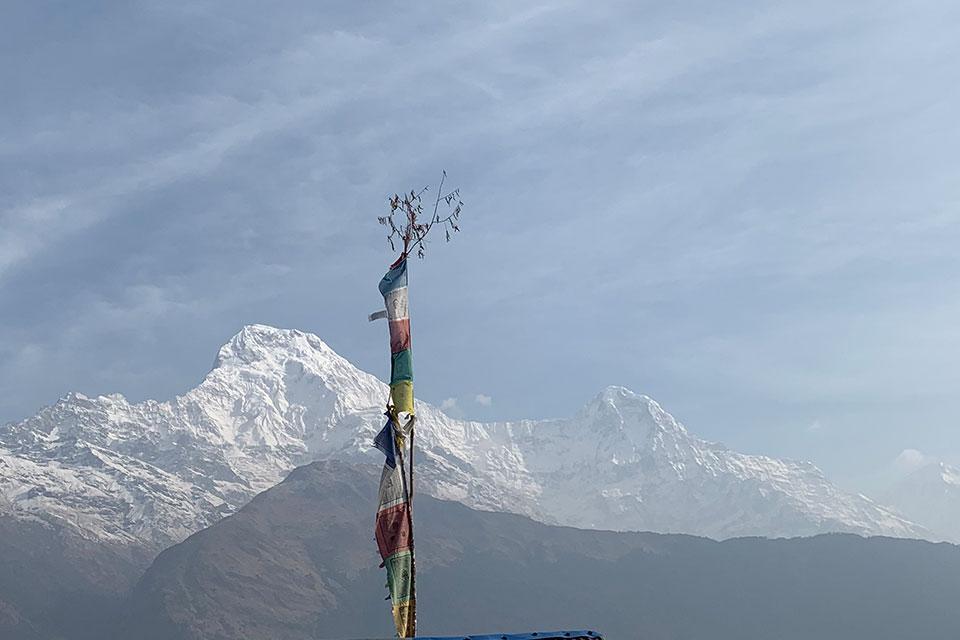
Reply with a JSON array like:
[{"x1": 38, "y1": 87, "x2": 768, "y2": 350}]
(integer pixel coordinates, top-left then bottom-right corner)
[{"x1": 1, "y1": 1, "x2": 958, "y2": 485}]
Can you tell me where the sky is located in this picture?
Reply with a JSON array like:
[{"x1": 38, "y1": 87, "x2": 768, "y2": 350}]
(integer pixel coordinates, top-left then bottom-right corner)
[{"x1": 1, "y1": 1, "x2": 958, "y2": 493}]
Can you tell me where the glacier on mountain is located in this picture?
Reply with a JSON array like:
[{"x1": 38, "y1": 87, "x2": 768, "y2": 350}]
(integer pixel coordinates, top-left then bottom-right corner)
[{"x1": 0, "y1": 324, "x2": 927, "y2": 548}]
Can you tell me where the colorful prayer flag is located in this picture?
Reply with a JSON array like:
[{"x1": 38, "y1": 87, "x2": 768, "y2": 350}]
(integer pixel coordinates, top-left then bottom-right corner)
[
  {"x1": 374, "y1": 256, "x2": 416, "y2": 637},
  {"x1": 379, "y1": 257, "x2": 413, "y2": 417}
]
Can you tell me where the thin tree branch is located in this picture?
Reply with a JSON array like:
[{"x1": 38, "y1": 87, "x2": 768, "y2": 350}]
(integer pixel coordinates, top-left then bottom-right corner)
[{"x1": 378, "y1": 170, "x2": 463, "y2": 261}]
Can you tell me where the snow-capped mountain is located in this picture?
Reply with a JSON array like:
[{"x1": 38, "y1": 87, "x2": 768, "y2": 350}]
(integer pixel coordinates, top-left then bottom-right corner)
[
  {"x1": 0, "y1": 324, "x2": 926, "y2": 549},
  {"x1": 884, "y1": 462, "x2": 960, "y2": 543}
]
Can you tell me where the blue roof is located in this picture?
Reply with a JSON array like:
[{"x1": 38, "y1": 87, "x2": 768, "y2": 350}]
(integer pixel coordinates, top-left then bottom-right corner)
[{"x1": 414, "y1": 631, "x2": 601, "y2": 640}]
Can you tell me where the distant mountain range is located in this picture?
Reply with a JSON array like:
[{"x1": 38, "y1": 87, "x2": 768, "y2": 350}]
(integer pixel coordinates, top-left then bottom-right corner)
[
  {"x1": 123, "y1": 460, "x2": 960, "y2": 640},
  {"x1": 1, "y1": 458, "x2": 958, "y2": 638},
  {"x1": 885, "y1": 461, "x2": 960, "y2": 543},
  {"x1": 0, "y1": 324, "x2": 930, "y2": 552}
]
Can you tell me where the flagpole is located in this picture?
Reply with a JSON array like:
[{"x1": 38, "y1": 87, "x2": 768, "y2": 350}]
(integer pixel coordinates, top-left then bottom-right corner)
[
  {"x1": 396, "y1": 246, "x2": 416, "y2": 637},
  {"x1": 394, "y1": 428, "x2": 417, "y2": 638},
  {"x1": 409, "y1": 417, "x2": 414, "y2": 503},
  {"x1": 406, "y1": 257, "x2": 415, "y2": 506},
  {"x1": 374, "y1": 173, "x2": 462, "y2": 638},
  {"x1": 404, "y1": 251, "x2": 416, "y2": 635}
]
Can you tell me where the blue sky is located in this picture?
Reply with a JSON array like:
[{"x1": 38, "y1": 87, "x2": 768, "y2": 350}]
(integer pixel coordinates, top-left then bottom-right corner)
[{"x1": 2, "y1": 1, "x2": 958, "y2": 491}]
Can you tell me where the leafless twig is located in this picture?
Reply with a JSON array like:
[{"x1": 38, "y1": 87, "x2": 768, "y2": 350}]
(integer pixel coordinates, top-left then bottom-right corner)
[{"x1": 377, "y1": 171, "x2": 464, "y2": 259}]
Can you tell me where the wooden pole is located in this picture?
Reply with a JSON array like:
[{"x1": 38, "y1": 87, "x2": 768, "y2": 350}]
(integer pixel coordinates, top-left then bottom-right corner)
[{"x1": 394, "y1": 427, "x2": 416, "y2": 638}]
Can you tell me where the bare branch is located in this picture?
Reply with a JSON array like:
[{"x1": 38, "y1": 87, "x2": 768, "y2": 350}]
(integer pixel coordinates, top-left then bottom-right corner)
[{"x1": 377, "y1": 171, "x2": 464, "y2": 260}]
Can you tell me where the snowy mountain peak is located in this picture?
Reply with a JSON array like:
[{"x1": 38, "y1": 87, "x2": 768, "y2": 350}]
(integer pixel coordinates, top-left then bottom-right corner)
[
  {"x1": 943, "y1": 463, "x2": 960, "y2": 487},
  {"x1": 575, "y1": 385, "x2": 688, "y2": 451},
  {"x1": 884, "y1": 461, "x2": 960, "y2": 543},
  {"x1": 595, "y1": 385, "x2": 640, "y2": 402},
  {"x1": 0, "y1": 324, "x2": 930, "y2": 549},
  {"x1": 215, "y1": 324, "x2": 339, "y2": 368},
  {"x1": 586, "y1": 385, "x2": 652, "y2": 417},
  {"x1": 199, "y1": 324, "x2": 387, "y2": 449},
  {"x1": 898, "y1": 461, "x2": 960, "y2": 489}
]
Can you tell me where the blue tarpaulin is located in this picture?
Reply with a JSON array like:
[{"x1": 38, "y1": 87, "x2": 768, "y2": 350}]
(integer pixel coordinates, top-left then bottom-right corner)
[{"x1": 412, "y1": 632, "x2": 601, "y2": 640}]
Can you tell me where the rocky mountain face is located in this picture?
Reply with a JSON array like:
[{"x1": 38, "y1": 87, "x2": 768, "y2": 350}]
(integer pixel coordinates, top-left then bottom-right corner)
[
  {"x1": 885, "y1": 462, "x2": 960, "y2": 543},
  {"x1": 0, "y1": 324, "x2": 926, "y2": 552},
  {"x1": 123, "y1": 460, "x2": 960, "y2": 640}
]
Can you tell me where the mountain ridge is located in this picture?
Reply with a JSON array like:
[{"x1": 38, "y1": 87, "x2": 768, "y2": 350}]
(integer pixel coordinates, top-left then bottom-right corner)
[
  {"x1": 123, "y1": 459, "x2": 960, "y2": 640},
  {"x1": 0, "y1": 324, "x2": 927, "y2": 549}
]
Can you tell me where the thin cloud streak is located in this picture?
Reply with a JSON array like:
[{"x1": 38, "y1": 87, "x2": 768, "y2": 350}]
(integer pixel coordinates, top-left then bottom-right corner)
[{"x1": 0, "y1": 1, "x2": 958, "y2": 488}]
